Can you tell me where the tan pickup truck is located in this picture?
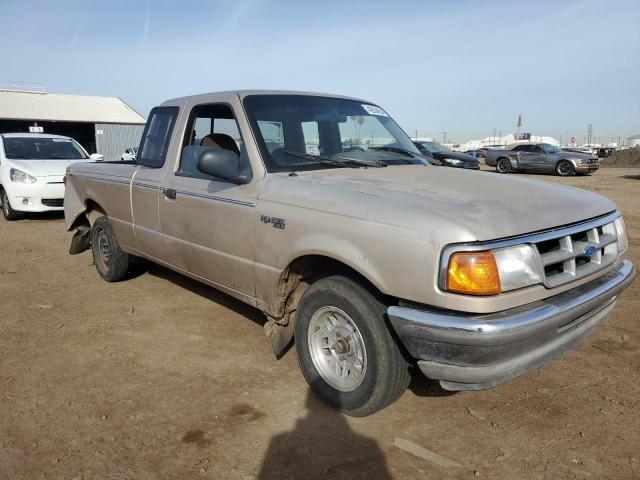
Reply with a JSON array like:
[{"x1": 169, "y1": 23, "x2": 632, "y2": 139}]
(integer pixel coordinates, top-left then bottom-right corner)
[{"x1": 64, "y1": 90, "x2": 635, "y2": 416}]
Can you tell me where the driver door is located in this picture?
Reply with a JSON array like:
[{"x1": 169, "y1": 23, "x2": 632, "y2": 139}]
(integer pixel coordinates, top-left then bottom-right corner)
[{"x1": 158, "y1": 102, "x2": 257, "y2": 298}]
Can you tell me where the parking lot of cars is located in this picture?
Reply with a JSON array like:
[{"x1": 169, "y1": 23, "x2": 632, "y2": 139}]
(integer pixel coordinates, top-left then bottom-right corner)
[{"x1": 0, "y1": 164, "x2": 638, "y2": 479}]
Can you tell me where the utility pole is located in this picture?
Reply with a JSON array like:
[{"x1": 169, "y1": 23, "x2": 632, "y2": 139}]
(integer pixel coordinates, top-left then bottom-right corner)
[
  {"x1": 442, "y1": 131, "x2": 447, "y2": 145},
  {"x1": 587, "y1": 123, "x2": 593, "y2": 146},
  {"x1": 414, "y1": 129, "x2": 418, "y2": 140}
]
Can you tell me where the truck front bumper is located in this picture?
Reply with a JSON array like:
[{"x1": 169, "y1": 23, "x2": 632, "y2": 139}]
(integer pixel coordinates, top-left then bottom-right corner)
[{"x1": 388, "y1": 260, "x2": 635, "y2": 391}]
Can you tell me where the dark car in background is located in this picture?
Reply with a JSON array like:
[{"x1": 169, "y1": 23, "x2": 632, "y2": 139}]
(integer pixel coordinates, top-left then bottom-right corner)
[
  {"x1": 464, "y1": 147, "x2": 492, "y2": 159},
  {"x1": 413, "y1": 141, "x2": 480, "y2": 169}
]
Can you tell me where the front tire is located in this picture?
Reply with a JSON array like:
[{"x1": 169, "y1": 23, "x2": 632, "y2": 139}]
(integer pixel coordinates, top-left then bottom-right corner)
[
  {"x1": 294, "y1": 275, "x2": 410, "y2": 416},
  {"x1": 91, "y1": 216, "x2": 131, "y2": 282},
  {"x1": 556, "y1": 160, "x2": 574, "y2": 176},
  {"x1": 1, "y1": 190, "x2": 20, "y2": 221},
  {"x1": 496, "y1": 158, "x2": 511, "y2": 174}
]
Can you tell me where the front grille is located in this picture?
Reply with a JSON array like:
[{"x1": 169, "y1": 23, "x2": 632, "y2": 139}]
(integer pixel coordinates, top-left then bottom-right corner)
[
  {"x1": 42, "y1": 198, "x2": 63, "y2": 207},
  {"x1": 534, "y1": 218, "x2": 618, "y2": 288}
]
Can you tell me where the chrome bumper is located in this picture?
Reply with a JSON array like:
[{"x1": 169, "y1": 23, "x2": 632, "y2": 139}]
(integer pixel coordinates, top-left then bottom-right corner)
[{"x1": 388, "y1": 260, "x2": 635, "y2": 391}]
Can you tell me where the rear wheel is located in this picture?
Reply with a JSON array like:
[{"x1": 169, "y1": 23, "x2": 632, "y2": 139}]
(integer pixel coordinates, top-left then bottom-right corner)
[
  {"x1": 294, "y1": 275, "x2": 410, "y2": 416},
  {"x1": 1, "y1": 190, "x2": 20, "y2": 221},
  {"x1": 556, "y1": 160, "x2": 574, "y2": 176},
  {"x1": 91, "y1": 216, "x2": 131, "y2": 282}
]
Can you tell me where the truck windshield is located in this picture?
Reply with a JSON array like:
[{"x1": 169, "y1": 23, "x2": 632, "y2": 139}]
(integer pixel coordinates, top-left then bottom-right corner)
[
  {"x1": 2, "y1": 137, "x2": 88, "y2": 160},
  {"x1": 243, "y1": 95, "x2": 426, "y2": 173}
]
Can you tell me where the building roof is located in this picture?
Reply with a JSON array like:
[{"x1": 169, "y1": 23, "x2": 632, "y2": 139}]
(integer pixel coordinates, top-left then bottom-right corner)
[{"x1": 0, "y1": 90, "x2": 146, "y2": 124}]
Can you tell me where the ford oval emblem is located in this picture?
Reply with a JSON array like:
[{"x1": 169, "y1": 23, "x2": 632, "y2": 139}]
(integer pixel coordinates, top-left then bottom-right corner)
[{"x1": 583, "y1": 245, "x2": 597, "y2": 257}]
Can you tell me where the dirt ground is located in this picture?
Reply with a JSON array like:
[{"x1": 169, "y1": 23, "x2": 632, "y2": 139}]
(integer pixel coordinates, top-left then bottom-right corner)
[{"x1": 1, "y1": 167, "x2": 638, "y2": 480}]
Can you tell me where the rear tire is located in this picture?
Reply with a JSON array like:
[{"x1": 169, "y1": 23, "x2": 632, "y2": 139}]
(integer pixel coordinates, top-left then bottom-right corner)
[
  {"x1": 91, "y1": 216, "x2": 131, "y2": 282},
  {"x1": 294, "y1": 275, "x2": 410, "y2": 417},
  {"x1": 1, "y1": 190, "x2": 20, "y2": 221},
  {"x1": 496, "y1": 158, "x2": 511, "y2": 174},
  {"x1": 556, "y1": 160, "x2": 574, "y2": 176}
]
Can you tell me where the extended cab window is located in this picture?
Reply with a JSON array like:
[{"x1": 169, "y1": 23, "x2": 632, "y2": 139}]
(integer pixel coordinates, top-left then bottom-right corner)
[
  {"x1": 138, "y1": 107, "x2": 178, "y2": 168},
  {"x1": 178, "y1": 103, "x2": 250, "y2": 181}
]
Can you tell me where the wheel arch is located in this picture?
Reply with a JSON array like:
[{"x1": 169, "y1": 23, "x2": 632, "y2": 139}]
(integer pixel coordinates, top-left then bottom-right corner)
[
  {"x1": 496, "y1": 156, "x2": 516, "y2": 171},
  {"x1": 274, "y1": 254, "x2": 390, "y2": 320},
  {"x1": 264, "y1": 253, "x2": 401, "y2": 360},
  {"x1": 68, "y1": 198, "x2": 108, "y2": 230},
  {"x1": 557, "y1": 158, "x2": 579, "y2": 168}
]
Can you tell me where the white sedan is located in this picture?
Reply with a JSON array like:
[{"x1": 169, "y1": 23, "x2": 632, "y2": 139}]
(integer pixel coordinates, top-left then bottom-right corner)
[
  {"x1": 0, "y1": 133, "x2": 103, "y2": 220},
  {"x1": 121, "y1": 147, "x2": 138, "y2": 161}
]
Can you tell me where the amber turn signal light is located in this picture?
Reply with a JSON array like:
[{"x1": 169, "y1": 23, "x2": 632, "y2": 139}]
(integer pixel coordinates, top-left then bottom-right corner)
[{"x1": 447, "y1": 251, "x2": 501, "y2": 296}]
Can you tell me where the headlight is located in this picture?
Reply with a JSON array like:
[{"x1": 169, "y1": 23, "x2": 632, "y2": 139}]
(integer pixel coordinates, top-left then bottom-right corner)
[
  {"x1": 446, "y1": 244, "x2": 543, "y2": 296},
  {"x1": 10, "y1": 168, "x2": 37, "y2": 184},
  {"x1": 614, "y1": 217, "x2": 629, "y2": 251},
  {"x1": 445, "y1": 158, "x2": 463, "y2": 165}
]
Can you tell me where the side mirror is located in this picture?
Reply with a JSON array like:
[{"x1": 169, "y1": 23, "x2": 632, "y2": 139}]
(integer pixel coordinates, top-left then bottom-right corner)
[
  {"x1": 90, "y1": 153, "x2": 105, "y2": 161},
  {"x1": 196, "y1": 148, "x2": 245, "y2": 183}
]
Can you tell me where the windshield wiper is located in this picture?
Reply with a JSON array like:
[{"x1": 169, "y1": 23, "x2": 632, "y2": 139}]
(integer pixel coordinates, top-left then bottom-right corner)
[
  {"x1": 281, "y1": 150, "x2": 386, "y2": 168},
  {"x1": 369, "y1": 146, "x2": 419, "y2": 157},
  {"x1": 369, "y1": 146, "x2": 424, "y2": 164}
]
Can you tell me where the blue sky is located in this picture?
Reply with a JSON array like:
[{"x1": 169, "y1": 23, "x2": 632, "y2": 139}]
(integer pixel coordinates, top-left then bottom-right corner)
[{"x1": 1, "y1": 0, "x2": 638, "y2": 143}]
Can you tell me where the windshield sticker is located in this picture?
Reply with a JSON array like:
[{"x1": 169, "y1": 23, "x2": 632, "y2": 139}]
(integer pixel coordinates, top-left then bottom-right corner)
[
  {"x1": 51, "y1": 138, "x2": 72, "y2": 142},
  {"x1": 361, "y1": 104, "x2": 388, "y2": 117}
]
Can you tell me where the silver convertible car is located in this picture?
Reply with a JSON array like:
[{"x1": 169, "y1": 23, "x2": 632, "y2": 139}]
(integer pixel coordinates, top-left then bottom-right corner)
[{"x1": 485, "y1": 143, "x2": 599, "y2": 176}]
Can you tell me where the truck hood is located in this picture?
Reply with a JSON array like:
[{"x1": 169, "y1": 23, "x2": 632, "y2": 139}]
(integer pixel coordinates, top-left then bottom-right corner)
[
  {"x1": 7, "y1": 159, "x2": 91, "y2": 178},
  {"x1": 290, "y1": 165, "x2": 616, "y2": 241}
]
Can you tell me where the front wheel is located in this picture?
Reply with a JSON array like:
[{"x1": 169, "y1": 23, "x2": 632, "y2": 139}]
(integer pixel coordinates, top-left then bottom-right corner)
[
  {"x1": 556, "y1": 160, "x2": 574, "y2": 176},
  {"x1": 91, "y1": 216, "x2": 131, "y2": 282},
  {"x1": 496, "y1": 158, "x2": 511, "y2": 174},
  {"x1": 294, "y1": 275, "x2": 410, "y2": 417},
  {"x1": 1, "y1": 190, "x2": 20, "y2": 221}
]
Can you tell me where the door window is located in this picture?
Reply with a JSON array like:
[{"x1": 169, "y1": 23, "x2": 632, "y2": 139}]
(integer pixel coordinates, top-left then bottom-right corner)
[
  {"x1": 178, "y1": 103, "x2": 250, "y2": 181},
  {"x1": 138, "y1": 107, "x2": 179, "y2": 168}
]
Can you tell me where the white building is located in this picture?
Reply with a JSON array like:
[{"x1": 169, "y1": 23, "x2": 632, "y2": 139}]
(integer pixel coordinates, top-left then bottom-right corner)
[
  {"x1": 627, "y1": 134, "x2": 640, "y2": 148},
  {"x1": 0, "y1": 88, "x2": 146, "y2": 161},
  {"x1": 458, "y1": 134, "x2": 560, "y2": 152}
]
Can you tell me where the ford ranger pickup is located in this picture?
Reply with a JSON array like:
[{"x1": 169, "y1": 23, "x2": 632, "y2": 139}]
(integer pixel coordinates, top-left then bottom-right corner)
[{"x1": 64, "y1": 90, "x2": 635, "y2": 416}]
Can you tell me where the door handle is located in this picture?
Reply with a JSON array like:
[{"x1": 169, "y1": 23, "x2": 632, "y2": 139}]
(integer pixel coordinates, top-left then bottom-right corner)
[{"x1": 163, "y1": 188, "x2": 177, "y2": 200}]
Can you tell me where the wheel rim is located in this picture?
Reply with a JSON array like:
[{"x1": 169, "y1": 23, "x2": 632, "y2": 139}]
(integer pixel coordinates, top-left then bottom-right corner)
[
  {"x1": 497, "y1": 160, "x2": 509, "y2": 173},
  {"x1": 558, "y1": 162, "x2": 571, "y2": 175},
  {"x1": 307, "y1": 306, "x2": 367, "y2": 392},
  {"x1": 95, "y1": 226, "x2": 111, "y2": 271},
  {"x1": 3, "y1": 194, "x2": 9, "y2": 216}
]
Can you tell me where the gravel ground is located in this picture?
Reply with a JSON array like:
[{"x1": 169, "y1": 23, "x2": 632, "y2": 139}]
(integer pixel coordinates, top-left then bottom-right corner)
[{"x1": 0, "y1": 167, "x2": 638, "y2": 479}]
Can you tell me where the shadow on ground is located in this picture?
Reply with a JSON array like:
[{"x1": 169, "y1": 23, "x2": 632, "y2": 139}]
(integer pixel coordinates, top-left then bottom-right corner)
[
  {"x1": 622, "y1": 174, "x2": 640, "y2": 180},
  {"x1": 257, "y1": 384, "x2": 392, "y2": 479},
  {"x1": 144, "y1": 262, "x2": 267, "y2": 326},
  {"x1": 5, "y1": 211, "x2": 65, "y2": 222},
  {"x1": 407, "y1": 368, "x2": 457, "y2": 398}
]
